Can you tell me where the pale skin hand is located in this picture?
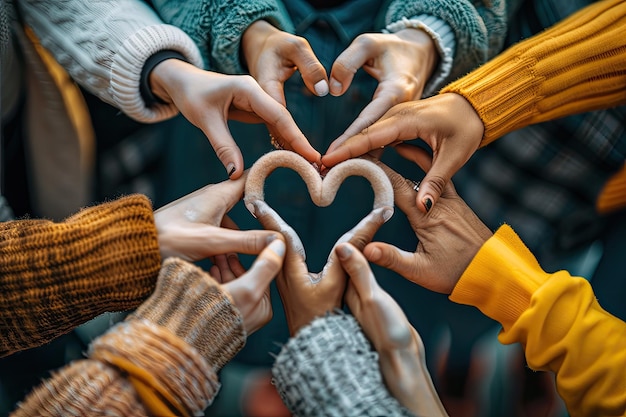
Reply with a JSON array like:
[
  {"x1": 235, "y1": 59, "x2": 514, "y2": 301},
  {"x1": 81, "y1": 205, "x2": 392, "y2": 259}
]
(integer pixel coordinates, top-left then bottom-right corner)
[
  {"x1": 338, "y1": 242, "x2": 449, "y2": 417},
  {"x1": 241, "y1": 20, "x2": 329, "y2": 106},
  {"x1": 322, "y1": 93, "x2": 485, "y2": 213},
  {"x1": 153, "y1": 172, "x2": 282, "y2": 263},
  {"x1": 240, "y1": 20, "x2": 329, "y2": 154},
  {"x1": 326, "y1": 28, "x2": 439, "y2": 152},
  {"x1": 211, "y1": 238, "x2": 286, "y2": 334},
  {"x1": 365, "y1": 146, "x2": 493, "y2": 294},
  {"x1": 149, "y1": 59, "x2": 321, "y2": 179},
  {"x1": 249, "y1": 199, "x2": 392, "y2": 335}
]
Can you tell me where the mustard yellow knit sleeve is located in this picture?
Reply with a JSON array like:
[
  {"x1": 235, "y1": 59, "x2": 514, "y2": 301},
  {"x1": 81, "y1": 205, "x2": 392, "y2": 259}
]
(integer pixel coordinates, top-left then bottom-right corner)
[
  {"x1": 441, "y1": 0, "x2": 626, "y2": 146},
  {"x1": 0, "y1": 195, "x2": 161, "y2": 357},
  {"x1": 450, "y1": 225, "x2": 626, "y2": 417}
]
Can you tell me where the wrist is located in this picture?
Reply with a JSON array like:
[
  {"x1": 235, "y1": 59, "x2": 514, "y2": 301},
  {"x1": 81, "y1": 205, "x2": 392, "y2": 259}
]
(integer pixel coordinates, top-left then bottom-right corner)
[
  {"x1": 393, "y1": 28, "x2": 439, "y2": 82},
  {"x1": 141, "y1": 51, "x2": 188, "y2": 106},
  {"x1": 241, "y1": 20, "x2": 276, "y2": 71}
]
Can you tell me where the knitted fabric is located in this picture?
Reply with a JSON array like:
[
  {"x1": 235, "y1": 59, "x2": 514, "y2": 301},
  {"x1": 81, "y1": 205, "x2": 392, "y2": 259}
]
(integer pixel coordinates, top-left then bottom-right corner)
[
  {"x1": 450, "y1": 224, "x2": 626, "y2": 416},
  {"x1": 442, "y1": 0, "x2": 626, "y2": 146},
  {"x1": 0, "y1": 195, "x2": 161, "y2": 357},
  {"x1": 272, "y1": 312, "x2": 414, "y2": 417},
  {"x1": 11, "y1": 257, "x2": 246, "y2": 416},
  {"x1": 15, "y1": 0, "x2": 203, "y2": 123},
  {"x1": 152, "y1": 0, "x2": 509, "y2": 87},
  {"x1": 151, "y1": 0, "x2": 293, "y2": 73}
]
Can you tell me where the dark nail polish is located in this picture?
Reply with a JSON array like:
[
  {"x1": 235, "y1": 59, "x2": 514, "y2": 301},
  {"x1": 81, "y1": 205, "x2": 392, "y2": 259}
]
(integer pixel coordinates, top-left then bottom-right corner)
[
  {"x1": 227, "y1": 164, "x2": 236, "y2": 177},
  {"x1": 424, "y1": 198, "x2": 433, "y2": 212}
]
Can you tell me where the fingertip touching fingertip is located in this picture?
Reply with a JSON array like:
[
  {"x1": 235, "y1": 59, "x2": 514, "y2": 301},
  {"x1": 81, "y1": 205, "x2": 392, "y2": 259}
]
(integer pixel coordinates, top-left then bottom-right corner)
[
  {"x1": 329, "y1": 78, "x2": 342, "y2": 96},
  {"x1": 314, "y1": 80, "x2": 329, "y2": 97}
]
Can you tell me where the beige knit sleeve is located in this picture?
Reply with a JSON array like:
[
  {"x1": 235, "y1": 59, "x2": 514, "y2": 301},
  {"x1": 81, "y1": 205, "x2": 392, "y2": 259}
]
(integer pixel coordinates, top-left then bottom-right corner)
[
  {"x1": 442, "y1": 0, "x2": 626, "y2": 146},
  {"x1": 10, "y1": 258, "x2": 245, "y2": 417},
  {"x1": 0, "y1": 194, "x2": 161, "y2": 357}
]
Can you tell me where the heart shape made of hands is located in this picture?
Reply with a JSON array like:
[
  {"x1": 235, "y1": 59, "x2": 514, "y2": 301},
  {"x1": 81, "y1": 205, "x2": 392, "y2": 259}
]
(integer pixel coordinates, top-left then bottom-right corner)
[{"x1": 244, "y1": 150, "x2": 394, "y2": 275}]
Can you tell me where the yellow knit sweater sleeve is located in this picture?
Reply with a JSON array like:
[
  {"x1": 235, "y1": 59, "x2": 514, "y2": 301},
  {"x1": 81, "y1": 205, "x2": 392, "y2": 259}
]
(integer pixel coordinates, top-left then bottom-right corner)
[
  {"x1": 0, "y1": 195, "x2": 161, "y2": 357},
  {"x1": 441, "y1": 0, "x2": 626, "y2": 146},
  {"x1": 450, "y1": 225, "x2": 626, "y2": 417}
]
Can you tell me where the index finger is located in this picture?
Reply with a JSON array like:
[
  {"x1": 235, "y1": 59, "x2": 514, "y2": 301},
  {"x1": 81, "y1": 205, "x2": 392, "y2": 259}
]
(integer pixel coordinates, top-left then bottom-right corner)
[
  {"x1": 246, "y1": 91, "x2": 321, "y2": 165},
  {"x1": 322, "y1": 115, "x2": 405, "y2": 167}
]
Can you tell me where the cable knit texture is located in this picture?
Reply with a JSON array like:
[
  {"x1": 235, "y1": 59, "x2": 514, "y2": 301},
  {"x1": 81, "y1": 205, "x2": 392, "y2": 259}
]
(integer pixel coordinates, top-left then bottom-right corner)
[
  {"x1": 10, "y1": 258, "x2": 246, "y2": 417},
  {"x1": 272, "y1": 312, "x2": 414, "y2": 417},
  {"x1": 152, "y1": 0, "x2": 509, "y2": 84},
  {"x1": 15, "y1": 0, "x2": 203, "y2": 122},
  {"x1": 0, "y1": 195, "x2": 160, "y2": 357},
  {"x1": 152, "y1": 0, "x2": 293, "y2": 74}
]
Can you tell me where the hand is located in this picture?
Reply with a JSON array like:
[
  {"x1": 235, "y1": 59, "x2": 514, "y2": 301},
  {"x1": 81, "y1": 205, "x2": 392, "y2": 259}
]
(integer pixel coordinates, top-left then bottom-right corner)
[
  {"x1": 249, "y1": 199, "x2": 392, "y2": 335},
  {"x1": 241, "y1": 20, "x2": 329, "y2": 106},
  {"x1": 337, "y1": 242, "x2": 448, "y2": 417},
  {"x1": 154, "y1": 172, "x2": 282, "y2": 263},
  {"x1": 322, "y1": 93, "x2": 484, "y2": 213},
  {"x1": 149, "y1": 59, "x2": 321, "y2": 178},
  {"x1": 365, "y1": 145, "x2": 492, "y2": 294},
  {"x1": 325, "y1": 28, "x2": 438, "y2": 153},
  {"x1": 211, "y1": 238, "x2": 286, "y2": 334}
]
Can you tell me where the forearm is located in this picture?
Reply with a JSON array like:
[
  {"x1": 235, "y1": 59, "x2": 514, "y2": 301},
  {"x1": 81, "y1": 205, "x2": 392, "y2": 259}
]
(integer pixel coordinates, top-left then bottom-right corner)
[
  {"x1": 450, "y1": 225, "x2": 626, "y2": 417},
  {"x1": 11, "y1": 258, "x2": 246, "y2": 416},
  {"x1": 0, "y1": 195, "x2": 161, "y2": 357},
  {"x1": 16, "y1": 0, "x2": 203, "y2": 122},
  {"x1": 442, "y1": 0, "x2": 626, "y2": 145},
  {"x1": 272, "y1": 312, "x2": 414, "y2": 417}
]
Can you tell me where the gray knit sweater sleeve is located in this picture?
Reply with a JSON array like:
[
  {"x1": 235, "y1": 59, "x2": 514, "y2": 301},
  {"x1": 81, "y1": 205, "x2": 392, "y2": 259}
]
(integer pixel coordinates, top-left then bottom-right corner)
[
  {"x1": 272, "y1": 312, "x2": 415, "y2": 417},
  {"x1": 385, "y1": 0, "x2": 509, "y2": 88},
  {"x1": 151, "y1": 0, "x2": 293, "y2": 74},
  {"x1": 15, "y1": 0, "x2": 203, "y2": 123}
]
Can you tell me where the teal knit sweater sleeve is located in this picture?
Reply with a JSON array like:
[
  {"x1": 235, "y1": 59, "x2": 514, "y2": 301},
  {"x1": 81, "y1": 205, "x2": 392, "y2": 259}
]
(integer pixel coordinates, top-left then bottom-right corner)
[
  {"x1": 385, "y1": 0, "x2": 512, "y2": 87},
  {"x1": 150, "y1": 0, "x2": 293, "y2": 73}
]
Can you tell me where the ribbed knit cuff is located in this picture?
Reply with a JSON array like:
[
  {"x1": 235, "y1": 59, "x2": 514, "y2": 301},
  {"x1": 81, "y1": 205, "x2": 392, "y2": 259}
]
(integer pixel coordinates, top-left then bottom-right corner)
[
  {"x1": 272, "y1": 312, "x2": 413, "y2": 417},
  {"x1": 110, "y1": 24, "x2": 204, "y2": 123},
  {"x1": 131, "y1": 257, "x2": 246, "y2": 370},
  {"x1": 449, "y1": 224, "x2": 551, "y2": 332},
  {"x1": 385, "y1": 14, "x2": 456, "y2": 96},
  {"x1": 11, "y1": 360, "x2": 149, "y2": 417}
]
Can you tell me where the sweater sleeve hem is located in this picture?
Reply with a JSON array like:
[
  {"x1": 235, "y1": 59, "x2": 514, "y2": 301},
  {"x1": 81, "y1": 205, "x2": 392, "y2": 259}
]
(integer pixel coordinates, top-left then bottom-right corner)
[{"x1": 110, "y1": 24, "x2": 204, "y2": 123}]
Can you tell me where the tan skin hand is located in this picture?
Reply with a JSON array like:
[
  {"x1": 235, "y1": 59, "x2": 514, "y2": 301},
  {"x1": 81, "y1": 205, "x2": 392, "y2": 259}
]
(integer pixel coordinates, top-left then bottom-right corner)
[
  {"x1": 149, "y1": 58, "x2": 321, "y2": 178},
  {"x1": 241, "y1": 20, "x2": 329, "y2": 106},
  {"x1": 211, "y1": 238, "x2": 286, "y2": 334},
  {"x1": 250, "y1": 199, "x2": 390, "y2": 335},
  {"x1": 153, "y1": 172, "x2": 282, "y2": 263},
  {"x1": 365, "y1": 148, "x2": 493, "y2": 294},
  {"x1": 338, "y1": 242, "x2": 448, "y2": 417},
  {"x1": 326, "y1": 28, "x2": 438, "y2": 150},
  {"x1": 322, "y1": 93, "x2": 485, "y2": 213}
]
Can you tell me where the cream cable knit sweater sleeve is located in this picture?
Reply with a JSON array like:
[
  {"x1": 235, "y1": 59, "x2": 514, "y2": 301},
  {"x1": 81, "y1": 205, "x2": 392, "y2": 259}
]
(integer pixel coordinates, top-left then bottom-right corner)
[{"x1": 15, "y1": 0, "x2": 203, "y2": 122}]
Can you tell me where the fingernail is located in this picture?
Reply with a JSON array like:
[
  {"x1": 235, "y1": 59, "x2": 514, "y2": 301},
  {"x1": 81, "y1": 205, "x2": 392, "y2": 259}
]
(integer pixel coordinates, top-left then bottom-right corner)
[
  {"x1": 424, "y1": 197, "x2": 433, "y2": 212},
  {"x1": 368, "y1": 247, "x2": 382, "y2": 262},
  {"x1": 227, "y1": 163, "x2": 236, "y2": 177},
  {"x1": 383, "y1": 207, "x2": 394, "y2": 222},
  {"x1": 336, "y1": 244, "x2": 353, "y2": 260},
  {"x1": 314, "y1": 80, "x2": 329, "y2": 97},
  {"x1": 245, "y1": 201, "x2": 256, "y2": 218},
  {"x1": 269, "y1": 239, "x2": 285, "y2": 257},
  {"x1": 330, "y1": 78, "x2": 342, "y2": 95},
  {"x1": 266, "y1": 234, "x2": 277, "y2": 244}
]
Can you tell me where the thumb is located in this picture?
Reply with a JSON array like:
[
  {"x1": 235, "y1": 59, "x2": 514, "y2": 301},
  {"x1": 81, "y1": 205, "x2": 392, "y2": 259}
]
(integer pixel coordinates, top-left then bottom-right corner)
[
  {"x1": 363, "y1": 242, "x2": 418, "y2": 281},
  {"x1": 340, "y1": 206, "x2": 393, "y2": 252},
  {"x1": 224, "y1": 238, "x2": 285, "y2": 303}
]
